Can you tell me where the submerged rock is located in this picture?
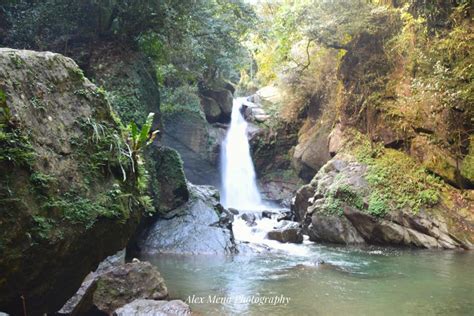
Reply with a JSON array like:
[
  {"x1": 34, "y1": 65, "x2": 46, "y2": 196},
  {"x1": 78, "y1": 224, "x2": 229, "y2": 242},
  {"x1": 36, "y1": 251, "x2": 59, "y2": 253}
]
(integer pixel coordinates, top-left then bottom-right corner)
[
  {"x1": 137, "y1": 184, "x2": 237, "y2": 255},
  {"x1": 241, "y1": 212, "x2": 258, "y2": 226},
  {"x1": 114, "y1": 299, "x2": 191, "y2": 316}
]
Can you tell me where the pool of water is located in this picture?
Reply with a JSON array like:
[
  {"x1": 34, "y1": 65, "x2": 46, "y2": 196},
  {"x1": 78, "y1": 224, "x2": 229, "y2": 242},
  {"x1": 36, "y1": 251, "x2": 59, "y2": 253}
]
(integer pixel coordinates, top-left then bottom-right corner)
[{"x1": 142, "y1": 244, "x2": 474, "y2": 316}]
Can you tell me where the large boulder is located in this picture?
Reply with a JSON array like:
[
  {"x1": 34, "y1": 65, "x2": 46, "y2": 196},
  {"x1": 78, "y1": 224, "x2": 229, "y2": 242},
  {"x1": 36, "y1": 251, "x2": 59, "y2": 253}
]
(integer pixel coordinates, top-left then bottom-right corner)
[
  {"x1": 114, "y1": 299, "x2": 191, "y2": 316},
  {"x1": 136, "y1": 184, "x2": 237, "y2": 255},
  {"x1": 57, "y1": 261, "x2": 168, "y2": 315},
  {"x1": 266, "y1": 221, "x2": 303, "y2": 244},
  {"x1": 296, "y1": 154, "x2": 473, "y2": 249},
  {"x1": 200, "y1": 95, "x2": 222, "y2": 123},
  {"x1": 292, "y1": 121, "x2": 332, "y2": 181},
  {"x1": 56, "y1": 250, "x2": 126, "y2": 315},
  {"x1": 92, "y1": 262, "x2": 168, "y2": 314},
  {"x1": 200, "y1": 88, "x2": 233, "y2": 122},
  {"x1": 291, "y1": 183, "x2": 316, "y2": 222},
  {"x1": 0, "y1": 49, "x2": 145, "y2": 314}
]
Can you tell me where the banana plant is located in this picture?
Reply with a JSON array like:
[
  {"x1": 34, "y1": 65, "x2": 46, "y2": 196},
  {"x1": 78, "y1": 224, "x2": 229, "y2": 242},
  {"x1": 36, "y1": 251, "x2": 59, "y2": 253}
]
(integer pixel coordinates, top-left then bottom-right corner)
[{"x1": 123, "y1": 112, "x2": 159, "y2": 174}]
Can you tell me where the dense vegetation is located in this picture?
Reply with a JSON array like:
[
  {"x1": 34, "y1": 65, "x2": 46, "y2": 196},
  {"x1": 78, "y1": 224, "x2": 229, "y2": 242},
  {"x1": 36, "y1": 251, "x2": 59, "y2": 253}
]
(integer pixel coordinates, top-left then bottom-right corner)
[
  {"x1": 240, "y1": 0, "x2": 473, "y2": 216},
  {"x1": 1, "y1": 0, "x2": 255, "y2": 125}
]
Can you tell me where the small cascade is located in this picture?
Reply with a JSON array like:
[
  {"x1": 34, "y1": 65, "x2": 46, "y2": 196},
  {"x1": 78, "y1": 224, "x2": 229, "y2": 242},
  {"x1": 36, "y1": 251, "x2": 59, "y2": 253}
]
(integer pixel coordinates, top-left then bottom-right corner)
[{"x1": 220, "y1": 97, "x2": 262, "y2": 210}]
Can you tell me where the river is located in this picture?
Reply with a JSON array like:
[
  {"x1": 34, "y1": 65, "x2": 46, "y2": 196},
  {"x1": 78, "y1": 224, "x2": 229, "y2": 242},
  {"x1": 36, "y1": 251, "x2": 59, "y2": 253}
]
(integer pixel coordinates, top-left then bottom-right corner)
[{"x1": 146, "y1": 97, "x2": 474, "y2": 315}]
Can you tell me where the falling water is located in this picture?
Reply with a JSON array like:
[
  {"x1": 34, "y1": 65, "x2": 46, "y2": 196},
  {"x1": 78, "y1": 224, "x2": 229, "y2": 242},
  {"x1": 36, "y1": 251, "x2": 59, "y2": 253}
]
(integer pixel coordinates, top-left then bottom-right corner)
[{"x1": 221, "y1": 97, "x2": 262, "y2": 210}]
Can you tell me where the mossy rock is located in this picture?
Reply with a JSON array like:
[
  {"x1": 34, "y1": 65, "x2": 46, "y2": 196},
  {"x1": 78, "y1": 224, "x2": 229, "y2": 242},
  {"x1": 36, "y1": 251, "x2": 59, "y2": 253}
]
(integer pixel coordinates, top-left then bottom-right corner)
[
  {"x1": 460, "y1": 136, "x2": 474, "y2": 186},
  {"x1": 146, "y1": 146, "x2": 189, "y2": 214},
  {"x1": 0, "y1": 48, "x2": 145, "y2": 314},
  {"x1": 410, "y1": 135, "x2": 465, "y2": 188}
]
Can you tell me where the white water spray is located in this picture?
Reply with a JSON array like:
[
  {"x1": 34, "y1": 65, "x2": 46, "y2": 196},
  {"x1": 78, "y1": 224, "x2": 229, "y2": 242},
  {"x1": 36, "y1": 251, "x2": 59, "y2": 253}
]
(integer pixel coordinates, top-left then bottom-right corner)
[{"x1": 221, "y1": 97, "x2": 262, "y2": 210}]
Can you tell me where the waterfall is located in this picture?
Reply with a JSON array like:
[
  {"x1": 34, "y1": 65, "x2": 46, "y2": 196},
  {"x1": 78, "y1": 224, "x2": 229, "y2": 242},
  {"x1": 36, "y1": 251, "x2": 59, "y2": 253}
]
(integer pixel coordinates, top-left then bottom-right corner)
[{"x1": 221, "y1": 97, "x2": 262, "y2": 210}]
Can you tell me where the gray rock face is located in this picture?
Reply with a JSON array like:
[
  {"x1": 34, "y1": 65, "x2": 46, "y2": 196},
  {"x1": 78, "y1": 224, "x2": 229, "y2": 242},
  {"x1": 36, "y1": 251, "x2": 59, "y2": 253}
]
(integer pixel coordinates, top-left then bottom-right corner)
[
  {"x1": 114, "y1": 299, "x2": 191, "y2": 316},
  {"x1": 267, "y1": 221, "x2": 304, "y2": 244},
  {"x1": 292, "y1": 122, "x2": 332, "y2": 181},
  {"x1": 162, "y1": 111, "x2": 220, "y2": 186},
  {"x1": 137, "y1": 184, "x2": 237, "y2": 255},
  {"x1": 306, "y1": 212, "x2": 365, "y2": 244},
  {"x1": 295, "y1": 155, "x2": 471, "y2": 249},
  {"x1": 328, "y1": 124, "x2": 344, "y2": 157}
]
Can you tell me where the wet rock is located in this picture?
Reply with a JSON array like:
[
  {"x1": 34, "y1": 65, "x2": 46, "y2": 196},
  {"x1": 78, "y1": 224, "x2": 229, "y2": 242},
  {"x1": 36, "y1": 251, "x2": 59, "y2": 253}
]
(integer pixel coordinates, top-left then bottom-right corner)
[
  {"x1": 262, "y1": 210, "x2": 278, "y2": 219},
  {"x1": 162, "y1": 111, "x2": 219, "y2": 186},
  {"x1": 266, "y1": 221, "x2": 304, "y2": 244},
  {"x1": 114, "y1": 299, "x2": 191, "y2": 316},
  {"x1": 277, "y1": 211, "x2": 295, "y2": 222},
  {"x1": 213, "y1": 204, "x2": 235, "y2": 228},
  {"x1": 306, "y1": 211, "x2": 365, "y2": 244},
  {"x1": 241, "y1": 213, "x2": 258, "y2": 226},
  {"x1": 137, "y1": 184, "x2": 237, "y2": 255},
  {"x1": 228, "y1": 208, "x2": 239, "y2": 215}
]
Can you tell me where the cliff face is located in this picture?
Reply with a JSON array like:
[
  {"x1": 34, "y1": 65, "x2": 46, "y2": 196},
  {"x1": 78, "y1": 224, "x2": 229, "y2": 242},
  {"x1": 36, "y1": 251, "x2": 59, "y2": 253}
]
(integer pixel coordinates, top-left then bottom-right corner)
[
  {"x1": 249, "y1": 4, "x2": 473, "y2": 247},
  {"x1": 0, "y1": 49, "x2": 146, "y2": 314}
]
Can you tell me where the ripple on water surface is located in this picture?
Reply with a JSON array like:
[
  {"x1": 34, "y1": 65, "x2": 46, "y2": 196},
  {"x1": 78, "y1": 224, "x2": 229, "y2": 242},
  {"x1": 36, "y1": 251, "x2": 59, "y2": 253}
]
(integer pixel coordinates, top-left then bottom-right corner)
[{"x1": 142, "y1": 245, "x2": 474, "y2": 316}]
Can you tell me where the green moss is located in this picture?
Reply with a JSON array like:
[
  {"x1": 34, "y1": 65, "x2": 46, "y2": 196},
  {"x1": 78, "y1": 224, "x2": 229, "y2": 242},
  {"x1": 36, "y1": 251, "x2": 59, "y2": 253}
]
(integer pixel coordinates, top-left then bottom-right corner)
[
  {"x1": 9, "y1": 53, "x2": 24, "y2": 69},
  {"x1": 146, "y1": 146, "x2": 188, "y2": 215},
  {"x1": 0, "y1": 129, "x2": 36, "y2": 167},
  {"x1": 321, "y1": 183, "x2": 365, "y2": 216},
  {"x1": 32, "y1": 216, "x2": 56, "y2": 240},
  {"x1": 461, "y1": 137, "x2": 474, "y2": 182},
  {"x1": 67, "y1": 66, "x2": 85, "y2": 82},
  {"x1": 107, "y1": 88, "x2": 148, "y2": 126},
  {"x1": 43, "y1": 185, "x2": 131, "y2": 229},
  {"x1": 368, "y1": 191, "x2": 388, "y2": 217},
  {"x1": 349, "y1": 130, "x2": 443, "y2": 214},
  {"x1": 30, "y1": 172, "x2": 55, "y2": 191}
]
